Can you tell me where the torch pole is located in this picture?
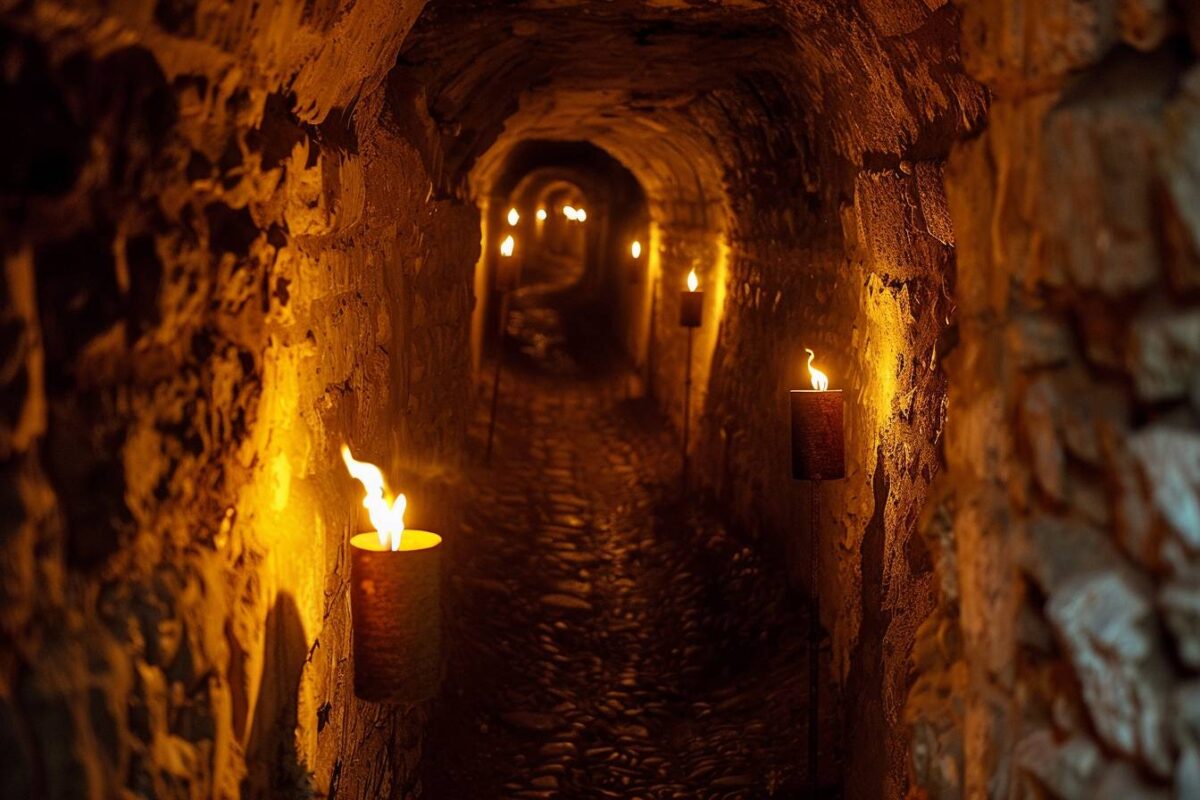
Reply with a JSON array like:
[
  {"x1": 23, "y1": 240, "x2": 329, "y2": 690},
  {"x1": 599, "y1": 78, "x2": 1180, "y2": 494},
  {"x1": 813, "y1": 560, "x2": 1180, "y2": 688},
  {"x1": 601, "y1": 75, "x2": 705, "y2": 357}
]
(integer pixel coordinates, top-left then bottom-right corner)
[
  {"x1": 809, "y1": 479, "x2": 821, "y2": 797},
  {"x1": 681, "y1": 326, "x2": 693, "y2": 493},
  {"x1": 485, "y1": 290, "x2": 511, "y2": 463}
]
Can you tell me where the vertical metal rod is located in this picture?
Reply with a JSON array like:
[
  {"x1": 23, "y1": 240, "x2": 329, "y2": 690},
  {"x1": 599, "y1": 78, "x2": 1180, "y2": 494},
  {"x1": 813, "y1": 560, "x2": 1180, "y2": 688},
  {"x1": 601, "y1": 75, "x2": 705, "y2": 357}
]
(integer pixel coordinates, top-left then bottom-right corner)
[
  {"x1": 646, "y1": 277, "x2": 658, "y2": 400},
  {"x1": 809, "y1": 480, "x2": 821, "y2": 797},
  {"x1": 681, "y1": 327, "x2": 693, "y2": 492},
  {"x1": 484, "y1": 291, "x2": 510, "y2": 463}
]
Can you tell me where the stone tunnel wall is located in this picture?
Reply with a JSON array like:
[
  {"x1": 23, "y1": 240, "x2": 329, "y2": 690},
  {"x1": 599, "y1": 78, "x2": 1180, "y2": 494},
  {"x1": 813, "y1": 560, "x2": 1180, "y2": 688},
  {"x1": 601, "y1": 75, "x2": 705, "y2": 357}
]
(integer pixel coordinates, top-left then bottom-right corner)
[
  {"x1": 0, "y1": 0, "x2": 478, "y2": 797},
  {"x1": 649, "y1": 5, "x2": 989, "y2": 798},
  {"x1": 907, "y1": 3, "x2": 1200, "y2": 798}
]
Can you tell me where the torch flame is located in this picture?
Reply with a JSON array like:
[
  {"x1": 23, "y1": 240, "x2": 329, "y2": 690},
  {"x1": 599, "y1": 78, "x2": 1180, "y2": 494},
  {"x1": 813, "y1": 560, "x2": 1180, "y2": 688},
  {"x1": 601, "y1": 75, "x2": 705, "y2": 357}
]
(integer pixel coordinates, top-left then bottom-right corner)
[
  {"x1": 507, "y1": 208, "x2": 520, "y2": 226},
  {"x1": 631, "y1": 240, "x2": 642, "y2": 259},
  {"x1": 805, "y1": 348, "x2": 829, "y2": 392},
  {"x1": 500, "y1": 235, "x2": 515, "y2": 257},
  {"x1": 686, "y1": 268, "x2": 699, "y2": 292},
  {"x1": 341, "y1": 445, "x2": 407, "y2": 551}
]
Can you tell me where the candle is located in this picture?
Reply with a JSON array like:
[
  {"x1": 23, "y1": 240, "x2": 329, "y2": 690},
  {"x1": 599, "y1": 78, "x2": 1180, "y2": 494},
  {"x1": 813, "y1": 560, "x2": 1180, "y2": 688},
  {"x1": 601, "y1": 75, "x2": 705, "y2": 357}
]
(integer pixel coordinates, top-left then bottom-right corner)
[
  {"x1": 790, "y1": 349, "x2": 845, "y2": 481},
  {"x1": 680, "y1": 268, "x2": 703, "y2": 328},
  {"x1": 342, "y1": 446, "x2": 443, "y2": 704}
]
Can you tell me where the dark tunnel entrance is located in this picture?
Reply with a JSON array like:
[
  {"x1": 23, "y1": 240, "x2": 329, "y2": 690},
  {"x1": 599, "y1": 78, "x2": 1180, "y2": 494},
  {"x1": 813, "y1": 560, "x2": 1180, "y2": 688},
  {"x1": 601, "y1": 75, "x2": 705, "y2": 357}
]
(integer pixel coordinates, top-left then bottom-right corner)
[{"x1": 475, "y1": 140, "x2": 650, "y2": 378}]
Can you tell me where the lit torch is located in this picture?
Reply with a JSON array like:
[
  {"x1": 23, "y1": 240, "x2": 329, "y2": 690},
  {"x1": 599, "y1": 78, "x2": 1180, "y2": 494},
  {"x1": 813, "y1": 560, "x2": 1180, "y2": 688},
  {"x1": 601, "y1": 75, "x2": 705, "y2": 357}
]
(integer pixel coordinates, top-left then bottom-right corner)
[
  {"x1": 680, "y1": 268, "x2": 703, "y2": 327},
  {"x1": 790, "y1": 348, "x2": 844, "y2": 481},
  {"x1": 341, "y1": 445, "x2": 442, "y2": 704}
]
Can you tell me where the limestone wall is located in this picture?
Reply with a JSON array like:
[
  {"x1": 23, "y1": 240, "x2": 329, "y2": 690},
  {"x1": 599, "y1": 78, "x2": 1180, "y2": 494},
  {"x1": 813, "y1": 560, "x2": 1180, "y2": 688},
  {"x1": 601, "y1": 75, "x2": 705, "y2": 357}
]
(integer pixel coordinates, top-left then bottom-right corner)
[
  {"x1": 907, "y1": 3, "x2": 1200, "y2": 797},
  {"x1": 0, "y1": 1, "x2": 478, "y2": 796}
]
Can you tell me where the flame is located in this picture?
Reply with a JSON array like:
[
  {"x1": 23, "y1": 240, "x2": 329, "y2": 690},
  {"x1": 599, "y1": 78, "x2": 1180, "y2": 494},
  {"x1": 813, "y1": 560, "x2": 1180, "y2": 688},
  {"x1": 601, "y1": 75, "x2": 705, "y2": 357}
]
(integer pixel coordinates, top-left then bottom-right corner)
[
  {"x1": 536, "y1": 208, "x2": 547, "y2": 221},
  {"x1": 631, "y1": 240, "x2": 642, "y2": 259},
  {"x1": 576, "y1": 208, "x2": 587, "y2": 221},
  {"x1": 686, "y1": 268, "x2": 699, "y2": 292},
  {"x1": 341, "y1": 446, "x2": 407, "y2": 551},
  {"x1": 805, "y1": 348, "x2": 829, "y2": 392},
  {"x1": 562, "y1": 205, "x2": 578, "y2": 220},
  {"x1": 500, "y1": 235, "x2": 515, "y2": 257},
  {"x1": 507, "y1": 208, "x2": 520, "y2": 226}
]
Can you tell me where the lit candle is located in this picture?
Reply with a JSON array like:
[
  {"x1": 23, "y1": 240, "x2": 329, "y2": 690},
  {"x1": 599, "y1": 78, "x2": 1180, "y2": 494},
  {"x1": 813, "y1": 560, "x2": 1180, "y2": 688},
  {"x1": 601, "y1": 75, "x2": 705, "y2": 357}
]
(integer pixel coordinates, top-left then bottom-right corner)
[
  {"x1": 790, "y1": 349, "x2": 845, "y2": 480},
  {"x1": 680, "y1": 268, "x2": 703, "y2": 328},
  {"x1": 342, "y1": 446, "x2": 442, "y2": 704},
  {"x1": 507, "y1": 207, "x2": 520, "y2": 226}
]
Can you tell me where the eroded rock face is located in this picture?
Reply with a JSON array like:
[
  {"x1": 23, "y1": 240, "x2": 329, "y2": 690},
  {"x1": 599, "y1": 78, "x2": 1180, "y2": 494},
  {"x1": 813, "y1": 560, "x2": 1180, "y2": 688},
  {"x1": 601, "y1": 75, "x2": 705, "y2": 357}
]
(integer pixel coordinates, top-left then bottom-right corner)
[
  {"x1": 0, "y1": 0, "x2": 476, "y2": 796},
  {"x1": 913, "y1": 1, "x2": 1200, "y2": 797}
]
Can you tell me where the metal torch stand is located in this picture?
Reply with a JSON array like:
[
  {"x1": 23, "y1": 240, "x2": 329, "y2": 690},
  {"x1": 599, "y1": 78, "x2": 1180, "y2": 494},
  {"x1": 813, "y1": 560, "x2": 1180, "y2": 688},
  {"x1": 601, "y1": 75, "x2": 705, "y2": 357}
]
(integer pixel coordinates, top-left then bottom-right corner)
[
  {"x1": 681, "y1": 327, "x2": 693, "y2": 493},
  {"x1": 485, "y1": 289, "x2": 511, "y2": 463},
  {"x1": 809, "y1": 480, "x2": 821, "y2": 798}
]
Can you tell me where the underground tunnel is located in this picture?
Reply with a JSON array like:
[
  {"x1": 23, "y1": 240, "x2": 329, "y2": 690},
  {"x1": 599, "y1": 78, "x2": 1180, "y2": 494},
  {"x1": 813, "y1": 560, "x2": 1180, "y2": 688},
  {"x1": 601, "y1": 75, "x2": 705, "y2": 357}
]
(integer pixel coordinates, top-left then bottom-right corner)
[{"x1": 2, "y1": 0, "x2": 1200, "y2": 798}]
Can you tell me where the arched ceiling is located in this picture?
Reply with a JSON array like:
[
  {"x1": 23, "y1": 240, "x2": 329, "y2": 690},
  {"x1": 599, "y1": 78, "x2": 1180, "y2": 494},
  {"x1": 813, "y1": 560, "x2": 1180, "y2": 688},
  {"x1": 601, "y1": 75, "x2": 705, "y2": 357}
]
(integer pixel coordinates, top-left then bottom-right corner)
[{"x1": 385, "y1": 0, "x2": 986, "y2": 229}]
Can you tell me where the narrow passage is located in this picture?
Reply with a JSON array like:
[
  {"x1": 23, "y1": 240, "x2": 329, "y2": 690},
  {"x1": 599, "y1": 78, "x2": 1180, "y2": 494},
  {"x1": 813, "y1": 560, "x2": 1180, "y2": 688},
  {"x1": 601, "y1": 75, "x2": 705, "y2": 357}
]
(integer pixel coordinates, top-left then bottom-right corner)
[{"x1": 425, "y1": 292, "x2": 824, "y2": 799}]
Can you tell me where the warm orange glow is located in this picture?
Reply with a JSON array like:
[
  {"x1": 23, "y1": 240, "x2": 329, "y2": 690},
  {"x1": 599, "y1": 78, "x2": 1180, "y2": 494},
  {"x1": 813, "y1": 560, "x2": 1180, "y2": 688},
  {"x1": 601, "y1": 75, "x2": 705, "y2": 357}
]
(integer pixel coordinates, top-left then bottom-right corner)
[
  {"x1": 686, "y1": 268, "x2": 699, "y2": 292},
  {"x1": 576, "y1": 208, "x2": 587, "y2": 222},
  {"x1": 341, "y1": 445, "x2": 407, "y2": 551},
  {"x1": 805, "y1": 348, "x2": 830, "y2": 392},
  {"x1": 562, "y1": 205, "x2": 578, "y2": 220},
  {"x1": 631, "y1": 240, "x2": 642, "y2": 259},
  {"x1": 500, "y1": 234, "x2": 515, "y2": 257},
  {"x1": 507, "y1": 208, "x2": 520, "y2": 226},
  {"x1": 536, "y1": 208, "x2": 547, "y2": 221}
]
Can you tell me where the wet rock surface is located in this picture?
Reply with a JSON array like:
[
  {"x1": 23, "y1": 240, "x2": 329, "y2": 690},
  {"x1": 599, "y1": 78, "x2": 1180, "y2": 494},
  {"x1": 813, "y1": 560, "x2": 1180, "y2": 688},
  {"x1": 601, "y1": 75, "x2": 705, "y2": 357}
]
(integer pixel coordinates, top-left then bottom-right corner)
[{"x1": 425, "y1": 302, "x2": 823, "y2": 799}]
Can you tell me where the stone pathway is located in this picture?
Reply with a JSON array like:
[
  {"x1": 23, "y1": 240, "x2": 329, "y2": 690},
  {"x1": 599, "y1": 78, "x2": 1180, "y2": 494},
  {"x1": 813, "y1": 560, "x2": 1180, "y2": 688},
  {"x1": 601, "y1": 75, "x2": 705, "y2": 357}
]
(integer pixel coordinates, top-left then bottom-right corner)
[{"x1": 424, "y1": 298, "x2": 818, "y2": 799}]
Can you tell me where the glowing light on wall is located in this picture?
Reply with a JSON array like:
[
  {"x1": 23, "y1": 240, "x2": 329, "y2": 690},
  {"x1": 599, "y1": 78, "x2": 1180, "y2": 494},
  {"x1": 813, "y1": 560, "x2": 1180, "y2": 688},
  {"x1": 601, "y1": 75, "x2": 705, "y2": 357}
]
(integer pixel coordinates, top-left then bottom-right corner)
[
  {"x1": 536, "y1": 208, "x2": 547, "y2": 221},
  {"x1": 500, "y1": 235, "x2": 515, "y2": 257},
  {"x1": 562, "y1": 205, "x2": 578, "y2": 220},
  {"x1": 576, "y1": 208, "x2": 587, "y2": 221},
  {"x1": 631, "y1": 240, "x2": 642, "y2": 259},
  {"x1": 507, "y1": 208, "x2": 520, "y2": 226}
]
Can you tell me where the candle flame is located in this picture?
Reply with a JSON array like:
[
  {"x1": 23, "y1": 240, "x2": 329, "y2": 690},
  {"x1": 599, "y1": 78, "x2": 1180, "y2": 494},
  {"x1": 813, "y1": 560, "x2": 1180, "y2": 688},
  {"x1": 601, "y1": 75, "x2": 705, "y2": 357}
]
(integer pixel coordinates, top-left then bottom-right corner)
[
  {"x1": 576, "y1": 208, "x2": 586, "y2": 221},
  {"x1": 686, "y1": 268, "x2": 699, "y2": 292},
  {"x1": 500, "y1": 235, "x2": 515, "y2": 257},
  {"x1": 507, "y1": 208, "x2": 520, "y2": 226},
  {"x1": 631, "y1": 240, "x2": 642, "y2": 259},
  {"x1": 536, "y1": 208, "x2": 547, "y2": 221},
  {"x1": 341, "y1": 446, "x2": 407, "y2": 551},
  {"x1": 562, "y1": 205, "x2": 578, "y2": 220},
  {"x1": 805, "y1": 348, "x2": 829, "y2": 392}
]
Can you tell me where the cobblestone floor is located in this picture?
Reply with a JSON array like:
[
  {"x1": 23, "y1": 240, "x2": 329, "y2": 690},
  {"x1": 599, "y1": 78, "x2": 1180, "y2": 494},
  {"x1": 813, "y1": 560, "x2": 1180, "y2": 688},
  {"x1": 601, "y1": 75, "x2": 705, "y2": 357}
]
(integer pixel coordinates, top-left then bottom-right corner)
[{"x1": 424, "y1": 290, "x2": 822, "y2": 799}]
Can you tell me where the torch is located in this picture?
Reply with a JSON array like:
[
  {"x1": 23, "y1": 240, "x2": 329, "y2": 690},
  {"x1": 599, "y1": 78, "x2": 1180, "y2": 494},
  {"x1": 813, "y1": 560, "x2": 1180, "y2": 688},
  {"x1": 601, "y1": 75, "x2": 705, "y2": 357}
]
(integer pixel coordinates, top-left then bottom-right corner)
[
  {"x1": 487, "y1": 232, "x2": 518, "y2": 462},
  {"x1": 679, "y1": 268, "x2": 702, "y2": 491},
  {"x1": 789, "y1": 348, "x2": 844, "y2": 796},
  {"x1": 342, "y1": 446, "x2": 442, "y2": 704}
]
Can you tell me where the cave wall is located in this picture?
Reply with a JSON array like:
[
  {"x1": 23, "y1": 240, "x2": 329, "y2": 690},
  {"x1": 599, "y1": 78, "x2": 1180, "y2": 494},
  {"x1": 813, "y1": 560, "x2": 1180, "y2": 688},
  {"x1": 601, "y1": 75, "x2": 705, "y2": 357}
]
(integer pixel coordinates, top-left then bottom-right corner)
[
  {"x1": 671, "y1": 5, "x2": 986, "y2": 798},
  {"x1": 0, "y1": 0, "x2": 478, "y2": 796},
  {"x1": 907, "y1": 2, "x2": 1200, "y2": 797}
]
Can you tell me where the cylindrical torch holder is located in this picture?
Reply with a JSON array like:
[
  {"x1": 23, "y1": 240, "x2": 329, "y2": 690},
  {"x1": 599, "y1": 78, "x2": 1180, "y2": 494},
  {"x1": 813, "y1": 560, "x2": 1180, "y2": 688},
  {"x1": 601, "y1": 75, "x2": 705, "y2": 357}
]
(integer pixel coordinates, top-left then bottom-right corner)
[
  {"x1": 680, "y1": 291, "x2": 704, "y2": 328},
  {"x1": 495, "y1": 257, "x2": 520, "y2": 292},
  {"x1": 791, "y1": 390, "x2": 845, "y2": 481},
  {"x1": 350, "y1": 531, "x2": 442, "y2": 704}
]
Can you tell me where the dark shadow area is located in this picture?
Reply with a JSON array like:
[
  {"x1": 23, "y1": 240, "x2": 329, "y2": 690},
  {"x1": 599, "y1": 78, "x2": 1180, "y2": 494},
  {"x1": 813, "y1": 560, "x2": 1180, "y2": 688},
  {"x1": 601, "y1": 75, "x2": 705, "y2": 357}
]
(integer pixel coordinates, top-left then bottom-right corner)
[{"x1": 241, "y1": 593, "x2": 316, "y2": 799}]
